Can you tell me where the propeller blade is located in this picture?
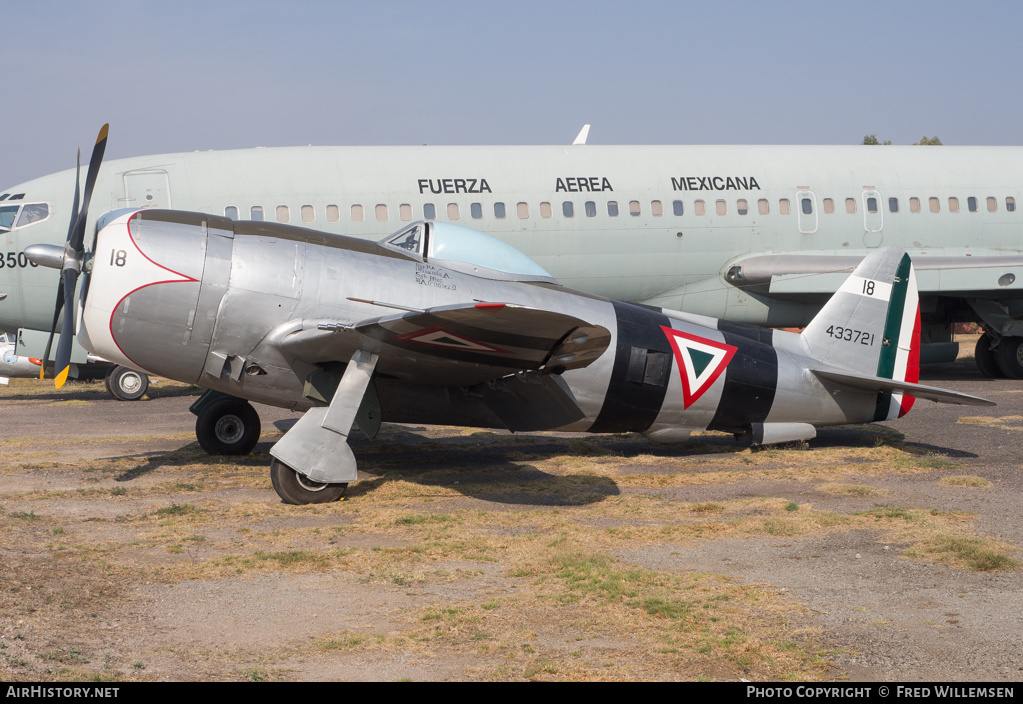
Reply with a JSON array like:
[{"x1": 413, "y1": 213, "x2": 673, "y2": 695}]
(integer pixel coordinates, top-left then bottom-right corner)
[
  {"x1": 47, "y1": 124, "x2": 109, "y2": 386},
  {"x1": 53, "y1": 269, "x2": 79, "y2": 388},
  {"x1": 39, "y1": 277, "x2": 65, "y2": 379},
  {"x1": 69, "y1": 123, "x2": 108, "y2": 253},
  {"x1": 41, "y1": 149, "x2": 81, "y2": 379}
]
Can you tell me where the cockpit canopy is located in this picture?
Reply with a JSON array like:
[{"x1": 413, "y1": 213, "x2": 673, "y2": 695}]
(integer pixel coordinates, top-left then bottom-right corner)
[{"x1": 380, "y1": 221, "x2": 558, "y2": 284}]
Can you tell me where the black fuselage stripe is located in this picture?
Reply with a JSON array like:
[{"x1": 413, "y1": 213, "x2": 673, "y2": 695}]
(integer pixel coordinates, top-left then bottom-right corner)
[
  {"x1": 589, "y1": 300, "x2": 672, "y2": 433},
  {"x1": 708, "y1": 322, "x2": 778, "y2": 433}
]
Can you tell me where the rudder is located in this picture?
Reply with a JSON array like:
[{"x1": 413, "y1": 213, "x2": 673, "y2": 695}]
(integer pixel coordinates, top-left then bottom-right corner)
[{"x1": 801, "y1": 248, "x2": 920, "y2": 419}]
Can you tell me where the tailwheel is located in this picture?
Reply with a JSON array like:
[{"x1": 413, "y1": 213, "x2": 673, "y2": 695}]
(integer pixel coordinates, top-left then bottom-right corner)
[
  {"x1": 106, "y1": 365, "x2": 149, "y2": 401},
  {"x1": 195, "y1": 397, "x2": 261, "y2": 455},
  {"x1": 269, "y1": 458, "x2": 348, "y2": 505},
  {"x1": 975, "y1": 333, "x2": 1004, "y2": 378}
]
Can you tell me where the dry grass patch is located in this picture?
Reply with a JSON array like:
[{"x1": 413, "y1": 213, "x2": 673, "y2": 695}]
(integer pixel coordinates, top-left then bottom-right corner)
[
  {"x1": 938, "y1": 475, "x2": 991, "y2": 488},
  {"x1": 816, "y1": 483, "x2": 889, "y2": 497}
]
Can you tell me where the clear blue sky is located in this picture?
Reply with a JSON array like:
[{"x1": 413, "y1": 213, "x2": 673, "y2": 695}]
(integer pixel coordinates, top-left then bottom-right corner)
[{"x1": 4, "y1": 0, "x2": 1021, "y2": 186}]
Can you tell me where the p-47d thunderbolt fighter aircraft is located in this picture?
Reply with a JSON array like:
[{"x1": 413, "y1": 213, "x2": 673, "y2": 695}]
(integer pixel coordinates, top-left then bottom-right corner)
[{"x1": 29, "y1": 208, "x2": 991, "y2": 504}]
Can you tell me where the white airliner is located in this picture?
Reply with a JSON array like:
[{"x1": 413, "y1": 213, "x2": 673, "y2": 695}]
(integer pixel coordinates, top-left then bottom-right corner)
[{"x1": 2, "y1": 137, "x2": 1022, "y2": 380}]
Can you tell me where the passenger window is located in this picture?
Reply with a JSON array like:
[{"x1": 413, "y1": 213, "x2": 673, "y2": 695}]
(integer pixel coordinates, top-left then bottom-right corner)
[
  {"x1": 471, "y1": 202, "x2": 483, "y2": 219},
  {"x1": 563, "y1": 201, "x2": 574, "y2": 217},
  {"x1": 423, "y1": 203, "x2": 436, "y2": 220},
  {"x1": 948, "y1": 197, "x2": 959, "y2": 213},
  {"x1": 694, "y1": 200, "x2": 706, "y2": 216},
  {"x1": 968, "y1": 197, "x2": 978, "y2": 212},
  {"x1": 779, "y1": 199, "x2": 791, "y2": 215},
  {"x1": 516, "y1": 202, "x2": 529, "y2": 219},
  {"x1": 845, "y1": 198, "x2": 857, "y2": 214},
  {"x1": 399, "y1": 203, "x2": 413, "y2": 221},
  {"x1": 276, "y1": 205, "x2": 290, "y2": 223},
  {"x1": 250, "y1": 206, "x2": 264, "y2": 221},
  {"x1": 909, "y1": 198, "x2": 920, "y2": 213},
  {"x1": 447, "y1": 203, "x2": 460, "y2": 220},
  {"x1": 585, "y1": 201, "x2": 597, "y2": 217},
  {"x1": 376, "y1": 204, "x2": 388, "y2": 221},
  {"x1": 224, "y1": 206, "x2": 238, "y2": 220},
  {"x1": 929, "y1": 197, "x2": 940, "y2": 213},
  {"x1": 758, "y1": 199, "x2": 769, "y2": 215},
  {"x1": 301, "y1": 205, "x2": 315, "y2": 223},
  {"x1": 822, "y1": 198, "x2": 833, "y2": 214},
  {"x1": 888, "y1": 197, "x2": 899, "y2": 213},
  {"x1": 1007, "y1": 197, "x2": 1016, "y2": 213},
  {"x1": 801, "y1": 198, "x2": 813, "y2": 215},
  {"x1": 865, "y1": 198, "x2": 877, "y2": 214},
  {"x1": 716, "y1": 200, "x2": 727, "y2": 216},
  {"x1": 629, "y1": 200, "x2": 641, "y2": 216},
  {"x1": 351, "y1": 204, "x2": 364, "y2": 222},
  {"x1": 607, "y1": 201, "x2": 619, "y2": 216},
  {"x1": 494, "y1": 202, "x2": 506, "y2": 219},
  {"x1": 540, "y1": 202, "x2": 552, "y2": 218},
  {"x1": 651, "y1": 200, "x2": 663, "y2": 216},
  {"x1": 673, "y1": 200, "x2": 684, "y2": 216},
  {"x1": 988, "y1": 197, "x2": 998, "y2": 212},
  {"x1": 326, "y1": 204, "x2": 340, "y2": 222}
]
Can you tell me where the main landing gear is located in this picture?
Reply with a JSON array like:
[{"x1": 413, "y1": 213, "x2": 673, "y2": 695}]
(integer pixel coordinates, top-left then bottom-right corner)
[
  {"x1": 975, "y1": 332, "x2": 1023, "y2": 379},
  {"x1": 269, "y1": 458, "x2": 348, "y2": 505},
  {"x1": 190, "y1": 391, "x2": 262, "y2": 456}
]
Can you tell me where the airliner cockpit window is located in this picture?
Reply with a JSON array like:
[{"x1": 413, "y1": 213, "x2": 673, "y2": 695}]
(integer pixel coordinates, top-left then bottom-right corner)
[
  {"x1": 15, "y1": 203, "x2": 49, "y2": 228},
  {"x1": 0, "y1": 205, "x2": 19, "y2": 232}
]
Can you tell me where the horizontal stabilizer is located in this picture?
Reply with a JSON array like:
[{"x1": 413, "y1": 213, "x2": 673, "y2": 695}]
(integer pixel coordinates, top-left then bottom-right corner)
[{"x1": 811, "y1": 367, "x2": 994, "y2": 406}]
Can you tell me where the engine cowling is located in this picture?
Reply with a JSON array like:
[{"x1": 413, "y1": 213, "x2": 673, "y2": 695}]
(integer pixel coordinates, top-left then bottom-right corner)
[{"x1": 80, "y1": 210, "x2": 232, "y2": 384}]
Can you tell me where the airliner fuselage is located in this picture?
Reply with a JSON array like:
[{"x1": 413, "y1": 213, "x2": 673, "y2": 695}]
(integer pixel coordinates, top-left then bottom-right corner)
[{"x1": 3, "y1": 143, "x2": 1022, "y2": 376}]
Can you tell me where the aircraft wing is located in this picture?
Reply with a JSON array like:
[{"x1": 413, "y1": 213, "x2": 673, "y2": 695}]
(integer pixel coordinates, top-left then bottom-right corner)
[
  {"x1": 279, "y1": 301, "x2": 611, "y2": 388},
  {"x1": 729, "y1": 254, "x2": 1023, "y2": 297}
]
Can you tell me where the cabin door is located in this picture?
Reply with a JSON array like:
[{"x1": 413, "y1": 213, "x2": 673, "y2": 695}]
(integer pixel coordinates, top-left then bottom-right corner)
[{"x1": 123, "y1": 169, "x2": 172, "y2": 210}]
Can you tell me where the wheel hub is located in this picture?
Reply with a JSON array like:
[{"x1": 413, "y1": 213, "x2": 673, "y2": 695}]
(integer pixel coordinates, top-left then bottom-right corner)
[
  {"x1": 120, "y1": 373, "x2": 141, "y2": 393},
  {"x1": 295, "y1": 472, "x2": 330, "y2": 492},
  {"x1": 214, "y1": 415, "x2": 245, "y2": 444}
]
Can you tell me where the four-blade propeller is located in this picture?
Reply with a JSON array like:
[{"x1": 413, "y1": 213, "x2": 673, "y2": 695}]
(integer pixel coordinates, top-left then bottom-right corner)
[{"x1": 37, "y1": 124, "x2": 109, "y2": 387}]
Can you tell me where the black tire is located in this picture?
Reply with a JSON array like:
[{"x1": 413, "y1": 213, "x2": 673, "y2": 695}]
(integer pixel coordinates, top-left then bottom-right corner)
[
  {"x1": 195, "y1": 398, "x2": 261, "y2": 455},
  {"x1": 107, "y1": 366, "x2": 149, "y2": 401},
  {"x1": 996, "y1": 336, "x2": 1023, "y2": 379},
  {"x1": 269, "y1": 458, "x2": 347, "y2": 505},
  {"x1": 975, "y1": 333, "x2": 1004, "y2": 378}
]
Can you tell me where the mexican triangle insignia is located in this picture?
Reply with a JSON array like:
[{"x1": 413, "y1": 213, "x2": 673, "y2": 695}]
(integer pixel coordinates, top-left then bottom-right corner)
[{"x1": 660, "y1": 326, "x2": 737, "y2": 408}]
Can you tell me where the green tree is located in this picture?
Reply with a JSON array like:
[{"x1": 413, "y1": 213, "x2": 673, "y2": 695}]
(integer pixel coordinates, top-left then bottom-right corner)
[
  {"x1": 914, "y1": 136, "x2": 943, "y2": 145},
  {"x1": 862, "y1": 134, "x2": 892, "y2": 145}
]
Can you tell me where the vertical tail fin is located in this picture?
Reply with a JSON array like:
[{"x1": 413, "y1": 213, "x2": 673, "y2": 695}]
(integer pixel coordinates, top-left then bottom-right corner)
[{"x1": 802, "y1": 247, "x2": 920, "y2": 419}]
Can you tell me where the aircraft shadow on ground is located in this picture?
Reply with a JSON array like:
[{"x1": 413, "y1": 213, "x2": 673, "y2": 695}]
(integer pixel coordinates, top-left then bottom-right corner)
[{"x1": 96, "y1": 420, "x2": 974, "y2": 503}]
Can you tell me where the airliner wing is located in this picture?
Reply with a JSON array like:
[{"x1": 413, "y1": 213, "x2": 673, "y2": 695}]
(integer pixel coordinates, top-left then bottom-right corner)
[{"x1": 729, "y1": 254, "x2": 1023, "y2": 297}]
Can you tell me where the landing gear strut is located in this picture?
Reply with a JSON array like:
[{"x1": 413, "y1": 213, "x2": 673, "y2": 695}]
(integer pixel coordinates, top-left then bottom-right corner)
[{"x1": 194, "y1": 395, "x2": 261, "y2": 455}]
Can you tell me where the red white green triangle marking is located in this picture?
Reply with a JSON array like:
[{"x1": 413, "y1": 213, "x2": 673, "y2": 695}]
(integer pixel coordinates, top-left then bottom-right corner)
[{"x1": 660, "y1": 326, "x2": 737, "y2": 408}]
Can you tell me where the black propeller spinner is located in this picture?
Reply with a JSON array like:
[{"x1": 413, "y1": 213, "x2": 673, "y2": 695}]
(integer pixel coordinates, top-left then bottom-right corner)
[{"x1": 40, "y1": 124, "x2": 109, "y2": 387}]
